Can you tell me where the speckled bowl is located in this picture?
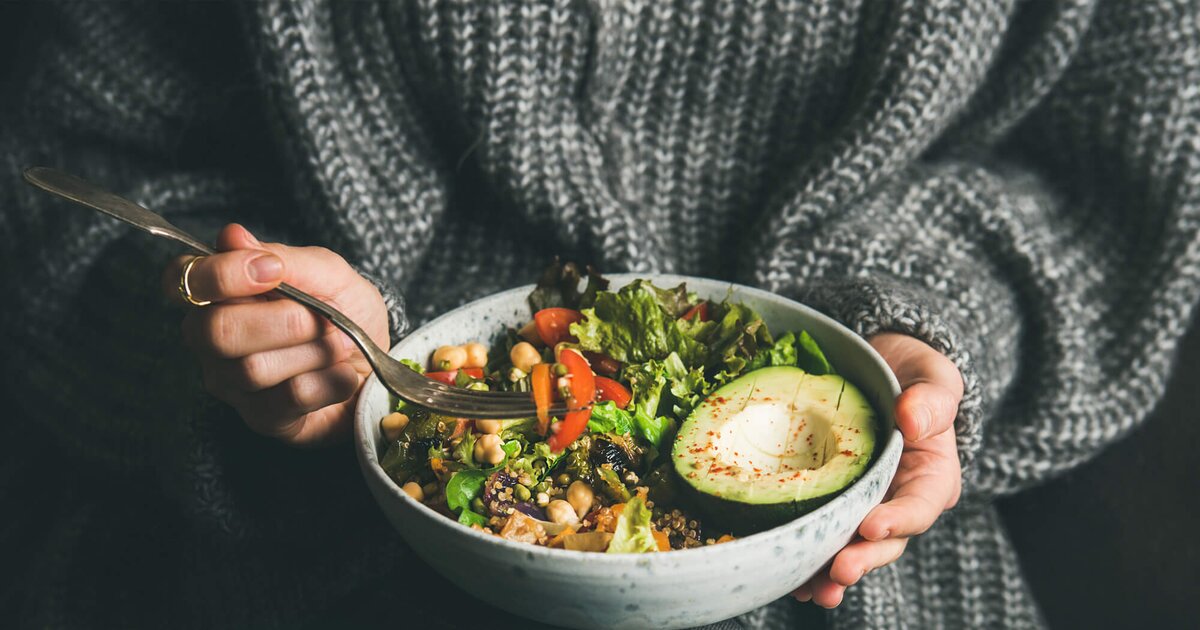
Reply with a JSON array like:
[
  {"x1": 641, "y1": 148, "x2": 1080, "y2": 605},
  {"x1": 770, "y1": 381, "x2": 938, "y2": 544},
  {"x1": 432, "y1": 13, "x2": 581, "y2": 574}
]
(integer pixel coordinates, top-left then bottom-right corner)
[{"x1": 354, "y1": 275, "x2": 901, "y2": 629}]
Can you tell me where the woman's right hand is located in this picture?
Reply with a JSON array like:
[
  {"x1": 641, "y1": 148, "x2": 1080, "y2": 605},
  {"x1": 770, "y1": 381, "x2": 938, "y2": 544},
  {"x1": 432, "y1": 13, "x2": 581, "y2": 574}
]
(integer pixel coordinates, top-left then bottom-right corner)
[{"x1": 161, "y1": 223, "x2": 390, "y2": 446}]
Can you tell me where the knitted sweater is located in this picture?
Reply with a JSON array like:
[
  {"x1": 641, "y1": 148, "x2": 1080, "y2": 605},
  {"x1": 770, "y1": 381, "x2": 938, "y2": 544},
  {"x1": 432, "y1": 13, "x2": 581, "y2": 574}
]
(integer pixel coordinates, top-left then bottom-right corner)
[{"x1": 2, "y1": 1, "x2": 1198, "y2": 628}]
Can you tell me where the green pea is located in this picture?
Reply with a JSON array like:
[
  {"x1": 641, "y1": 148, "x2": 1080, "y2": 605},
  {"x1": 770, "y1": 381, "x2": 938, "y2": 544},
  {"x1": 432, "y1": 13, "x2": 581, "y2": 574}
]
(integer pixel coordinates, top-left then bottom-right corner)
[
  {"x1": 534, "y1": 480, "x2": 551, "y2": 494},
  {"x1": 556, "y1": 473, "x2": 572, "y2": 487},
  {"x1": 471, "y1": 497, "x2": 486, "y2": 513},
  {"x1": 515, "y1": 484, "x2": 532, "y2": 502},
  {"x1": 553, "y1": 363, "x2": 568, "y2": 377}
]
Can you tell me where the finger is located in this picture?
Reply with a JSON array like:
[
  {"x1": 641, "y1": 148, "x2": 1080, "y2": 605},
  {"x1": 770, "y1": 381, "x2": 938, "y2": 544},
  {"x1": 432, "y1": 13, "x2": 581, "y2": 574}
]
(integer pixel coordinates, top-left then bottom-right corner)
[
  {"x1": 790, "y1": 583, "x2": 812, "y2": 602},
  {"x1": 162, "y1": 255, "x2": 192, "y2": 305},
  {"x1": 895, "y1": 381, "x2": 960, "y2": 442},
  {"x1": 183, "y1": 299, "x2": 331, "y2": 359},
  {"x1": 860, "y1": 438, "x2": 961, "y2": 540},
  {"x1": 216, "y1": 223, "x2": 355, "y2": 298},
  {"x1": 207, "y1": 332, "x2": 354, "y2": 392},
  {"x1": 237, "y1": 363, "x2": 361, "y2": 437},
  {"x1": 808, "y1": 571, "x2": 846, "y2": 609},
  {"x1": 215, "y1": 222, "x2": 262, "y2": 251},
  {"x1": 870, "y1": 333, "x2": 964, "y2": 398},
  {"x1": 828, "y1": 537, "x2": 908, "y2": 587},
  {"x1": 177, "y1": 249, "x2": 285, "y2": 304}
]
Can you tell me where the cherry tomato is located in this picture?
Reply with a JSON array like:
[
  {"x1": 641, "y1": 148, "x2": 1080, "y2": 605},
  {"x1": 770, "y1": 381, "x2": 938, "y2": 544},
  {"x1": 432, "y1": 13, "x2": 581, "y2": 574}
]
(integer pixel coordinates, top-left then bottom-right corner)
[
  {"x1": 546, "y1": 349, "x2": 596, "y2": 452},
  {"x1": 593, "y1": 376, "x2": 631, "y2": 409},
  {"x1": 534, "y1": 308, "x2": 584, "y2": 347},
  {"x1": 425, "y1": 368, "x2": 484, "y2": 386}
]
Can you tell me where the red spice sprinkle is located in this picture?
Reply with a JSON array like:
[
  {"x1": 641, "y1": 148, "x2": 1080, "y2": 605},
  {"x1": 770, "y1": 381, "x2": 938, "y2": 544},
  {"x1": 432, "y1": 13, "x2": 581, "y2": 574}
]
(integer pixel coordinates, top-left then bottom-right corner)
[{"x1": 840, "y1": 450, "x2": 854, "y2": 457}]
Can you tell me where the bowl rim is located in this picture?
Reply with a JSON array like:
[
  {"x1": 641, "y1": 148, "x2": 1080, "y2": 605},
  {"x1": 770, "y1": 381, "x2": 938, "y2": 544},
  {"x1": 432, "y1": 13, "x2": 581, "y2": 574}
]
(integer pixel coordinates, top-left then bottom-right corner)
[{"x1": 354, "y1": 273, "x2": 902, "y2": 564}]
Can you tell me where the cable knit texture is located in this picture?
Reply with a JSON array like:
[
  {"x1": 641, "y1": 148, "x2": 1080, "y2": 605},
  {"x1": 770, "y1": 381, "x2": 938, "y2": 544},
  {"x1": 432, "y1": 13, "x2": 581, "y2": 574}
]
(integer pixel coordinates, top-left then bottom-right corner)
[{"x1": 2, "y1": 1, "x2": 1198, "y2": 628}]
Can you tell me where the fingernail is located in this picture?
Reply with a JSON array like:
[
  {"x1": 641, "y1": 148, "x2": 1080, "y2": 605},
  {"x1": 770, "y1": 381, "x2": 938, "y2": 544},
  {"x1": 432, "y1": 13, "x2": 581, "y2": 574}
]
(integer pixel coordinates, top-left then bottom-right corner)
[
  {"x1": 915, "y1": 405, "x2": 932, "y2": 440},
  {"x1": 248, "y1": 254, "x2": 283, "y2": 283}
]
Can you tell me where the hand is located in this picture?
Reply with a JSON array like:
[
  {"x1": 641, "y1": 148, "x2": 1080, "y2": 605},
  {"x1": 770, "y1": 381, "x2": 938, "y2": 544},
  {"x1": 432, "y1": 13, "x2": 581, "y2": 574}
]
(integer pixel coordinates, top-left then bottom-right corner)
[
  {"x1": 162, "y1": 223, "x2": 390, "y2": 446},
  {"x1": 792, "y1": 332, "x2": 964, "y2": 608}
]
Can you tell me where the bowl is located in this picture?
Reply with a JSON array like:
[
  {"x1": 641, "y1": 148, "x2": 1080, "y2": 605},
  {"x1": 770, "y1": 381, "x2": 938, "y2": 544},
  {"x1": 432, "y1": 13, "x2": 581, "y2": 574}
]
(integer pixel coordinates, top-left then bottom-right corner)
[{"x1": 354, "y1": 274, "x2": 902, "y2": 629}]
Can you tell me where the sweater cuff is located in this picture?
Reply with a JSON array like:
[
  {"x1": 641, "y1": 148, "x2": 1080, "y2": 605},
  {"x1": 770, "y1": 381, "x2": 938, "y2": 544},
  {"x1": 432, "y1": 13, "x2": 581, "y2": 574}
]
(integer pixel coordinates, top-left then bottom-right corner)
[
  {"x1": 355, "y1": 267, "x2": 409, "y2": 345},
  {"x1": 790, "y1": 278, "x2": 985, "y2": 474}
]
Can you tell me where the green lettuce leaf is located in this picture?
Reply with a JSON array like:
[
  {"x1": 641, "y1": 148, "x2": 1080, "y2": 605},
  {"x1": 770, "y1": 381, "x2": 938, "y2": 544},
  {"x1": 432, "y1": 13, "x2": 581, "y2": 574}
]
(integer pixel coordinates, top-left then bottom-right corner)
[
  {"x1": 745, "y1": 330, "x2": 835, "y2": 375},
  {"x1": 607, "y1": 497, "x2": 658, "y2": 554},
  {"x1": 588, "y1": 401, "x2": 635, "y2": 436},
  {"x1": 686, "y1": 301, "x2": 772, "y2": 385},
  {"x1": 622, "y1": 359, "x2": 672, "y2": 448},
  {"x1": 570, "y1": 281, "x2": 707, "y2": 366},
  {"x1": 445, "y1": 469, "x2": 489, "y2": 513},
  {"x1": 661, "y1": 352, "x2": 709, "y2": 418},
  {"x1": 795, "y1": 330, "x2": 835, "y2": 375},
  {"x1": 399, "y1": 358, "x2": 424, "y2": 374},
  {"x1": 457, "y1": 509, "x2": 488, "y2": 527}
]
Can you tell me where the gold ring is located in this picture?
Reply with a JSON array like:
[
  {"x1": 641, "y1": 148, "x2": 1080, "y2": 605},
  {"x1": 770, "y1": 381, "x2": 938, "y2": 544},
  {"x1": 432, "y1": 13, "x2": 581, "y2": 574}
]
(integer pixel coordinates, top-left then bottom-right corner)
[{"x1": 178, "y1": 255, "x2": 212, "y2": 306}]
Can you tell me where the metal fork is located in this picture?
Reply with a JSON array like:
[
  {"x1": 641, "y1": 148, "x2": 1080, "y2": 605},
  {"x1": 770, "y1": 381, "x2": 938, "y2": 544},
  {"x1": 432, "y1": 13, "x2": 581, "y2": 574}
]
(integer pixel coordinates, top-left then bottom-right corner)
[{"x1": 23, "y1": 166, "x2": 572, "y2": 419}]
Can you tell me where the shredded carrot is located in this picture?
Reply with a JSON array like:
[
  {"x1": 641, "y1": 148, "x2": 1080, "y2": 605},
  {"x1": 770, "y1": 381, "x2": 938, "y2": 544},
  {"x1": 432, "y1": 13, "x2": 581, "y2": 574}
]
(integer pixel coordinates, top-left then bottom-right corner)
[
  {"x1": 547, "y1": 526, "x2": 577, "y2": 549},
  {"x1": 716, "y1": 534, "x2": 736, "y2": 544},
  {"x1": 531, "y1": 363, "x2": 552, "y2": 435},
  {"x1": 652, "y1": 530, "x2": 671, "y2": 552}
]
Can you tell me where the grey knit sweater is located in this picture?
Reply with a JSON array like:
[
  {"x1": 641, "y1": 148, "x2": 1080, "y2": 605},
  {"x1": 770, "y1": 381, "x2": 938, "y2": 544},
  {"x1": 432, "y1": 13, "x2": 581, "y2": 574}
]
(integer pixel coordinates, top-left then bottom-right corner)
[{"x1": 3, "y1": 1, "x2": 1198, "y2": 628}]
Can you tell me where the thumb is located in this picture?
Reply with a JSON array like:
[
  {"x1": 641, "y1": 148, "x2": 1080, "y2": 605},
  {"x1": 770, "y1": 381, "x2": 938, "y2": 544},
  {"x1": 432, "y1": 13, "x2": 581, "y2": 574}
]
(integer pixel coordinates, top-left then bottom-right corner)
[
  {"x1": 870, "y1": 333, "x2": 963, "y2": 441},
  {"x1": 895, "y1": 381, "x2": 960, "y2": 441}
]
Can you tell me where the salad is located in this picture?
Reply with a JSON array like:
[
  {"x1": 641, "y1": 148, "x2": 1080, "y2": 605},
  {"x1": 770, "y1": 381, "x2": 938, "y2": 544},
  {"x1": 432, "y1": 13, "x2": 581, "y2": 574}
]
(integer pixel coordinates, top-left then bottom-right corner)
[{"x1": 378, "y1": 262, "x2": 872, "y2": 553}]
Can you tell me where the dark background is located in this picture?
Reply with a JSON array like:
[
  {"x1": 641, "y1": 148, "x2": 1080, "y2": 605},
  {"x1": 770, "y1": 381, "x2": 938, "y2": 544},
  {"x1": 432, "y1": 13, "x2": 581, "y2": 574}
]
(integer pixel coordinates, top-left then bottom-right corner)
[
  {"x1": 2, "y1": 3, "x2": 1197, "y2": 628},
  {"x1": 998, "y1": 317, "x2": 1200, "y2": 628}
]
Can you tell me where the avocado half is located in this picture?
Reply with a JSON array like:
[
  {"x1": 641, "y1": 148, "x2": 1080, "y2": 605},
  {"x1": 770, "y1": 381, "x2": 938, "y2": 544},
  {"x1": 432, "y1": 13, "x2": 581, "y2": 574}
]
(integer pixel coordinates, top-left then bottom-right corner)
[{"x1": 672, "y1": 366, "x2": 877, "y2": 534}]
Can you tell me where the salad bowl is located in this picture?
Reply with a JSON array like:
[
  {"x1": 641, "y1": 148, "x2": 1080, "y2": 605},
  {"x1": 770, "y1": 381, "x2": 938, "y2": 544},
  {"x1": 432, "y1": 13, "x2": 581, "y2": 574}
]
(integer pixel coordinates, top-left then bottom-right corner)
[{"x1": 354, "y1": 274, "x2": 902, "y2": 629}]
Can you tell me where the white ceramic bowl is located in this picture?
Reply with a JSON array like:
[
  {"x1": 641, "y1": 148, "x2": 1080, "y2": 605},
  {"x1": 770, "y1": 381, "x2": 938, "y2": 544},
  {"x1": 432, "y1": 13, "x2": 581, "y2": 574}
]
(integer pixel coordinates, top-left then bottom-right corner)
[{"x1": 354, "y1": 274, "x2": 902, "y2": 629}]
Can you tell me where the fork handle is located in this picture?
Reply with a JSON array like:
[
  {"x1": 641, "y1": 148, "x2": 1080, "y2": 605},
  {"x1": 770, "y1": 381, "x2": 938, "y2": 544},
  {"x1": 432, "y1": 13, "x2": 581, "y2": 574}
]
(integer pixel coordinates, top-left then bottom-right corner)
[{"x1": 22, "y1": 166, "x2": 394, "y2": 374}]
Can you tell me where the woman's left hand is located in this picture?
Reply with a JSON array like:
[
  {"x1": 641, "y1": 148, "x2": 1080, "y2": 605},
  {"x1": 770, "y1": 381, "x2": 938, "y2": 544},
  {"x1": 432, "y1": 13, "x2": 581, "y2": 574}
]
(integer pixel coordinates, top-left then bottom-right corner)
[{"x1": 792, "y1": 332, "x2": 964, "y2": 608}]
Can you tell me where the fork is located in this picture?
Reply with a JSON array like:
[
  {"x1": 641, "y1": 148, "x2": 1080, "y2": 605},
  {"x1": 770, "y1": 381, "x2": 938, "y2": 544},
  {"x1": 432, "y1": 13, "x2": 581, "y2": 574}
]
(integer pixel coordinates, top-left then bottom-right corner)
[{"x1": 23, "y1": 166, "x2": 573, "y2": 420}]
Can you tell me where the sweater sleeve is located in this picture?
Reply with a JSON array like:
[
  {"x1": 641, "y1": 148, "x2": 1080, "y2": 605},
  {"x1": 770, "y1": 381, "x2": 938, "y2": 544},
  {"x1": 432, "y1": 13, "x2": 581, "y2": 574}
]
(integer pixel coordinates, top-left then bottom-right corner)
[
  {"x1": 755, "y1": 0, "x2": 1200, "y2": 500},
  {"x1": 0, "y1": 2, "x2": 414, "y2": 538}
]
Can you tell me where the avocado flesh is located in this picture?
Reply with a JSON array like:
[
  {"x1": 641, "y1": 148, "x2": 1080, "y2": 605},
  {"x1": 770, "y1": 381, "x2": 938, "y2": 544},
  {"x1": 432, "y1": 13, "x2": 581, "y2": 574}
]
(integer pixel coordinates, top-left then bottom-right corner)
[{"x1": 672, "y1": 366, "x2": 876, "y2": 533}]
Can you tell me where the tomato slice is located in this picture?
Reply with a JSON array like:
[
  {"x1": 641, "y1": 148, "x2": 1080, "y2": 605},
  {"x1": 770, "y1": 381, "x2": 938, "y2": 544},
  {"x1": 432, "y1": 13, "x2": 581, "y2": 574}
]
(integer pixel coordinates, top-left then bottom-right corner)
[
  {"x1": 534, "y1": 308, "x2": 584, "y2": 347},
  {"x1": 531, "y1": 363, "x2": 552, "y2": 435},
  {"x1": 582, "y1": 351, "x2": 621, "y2": 377},
  {"x1": 681, "y1": 301, "x2": 710, "y2": 322},
  {"x1": 593, "y1": 376, "x2": 631, "y2": 409},
  {"x1": 425, "y1": 368, "x2": 483, "y2": 386},
  {"x1": 546, "y1": 348, "x2": 596, "y2": 452}
]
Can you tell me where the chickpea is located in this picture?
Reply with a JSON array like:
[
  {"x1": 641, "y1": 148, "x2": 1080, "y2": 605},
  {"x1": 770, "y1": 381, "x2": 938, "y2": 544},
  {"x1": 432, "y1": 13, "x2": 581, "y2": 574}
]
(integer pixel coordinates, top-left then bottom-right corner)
[
  {"x1": 463, "y1": 342, "x2": 489, "y2": 369},
  {"x1": 517, "y1": 320, "x2": 542, "y2": 345},
  {"x1": 432, "y1": 345, "x2": 467, "y2": 371},
  {"x1": 566, "y1": 480, "x2": 595, "y2": 518},
  {"x1": 474, "y1": 433, "x2": 505, "y2": 465},
  {"x1": 509, "y1": 341, "x2": 542, "y2": 374},
  {"x1": 401, "y1": 481, "x2": 425, "y2": 502},
  {"x1": 546, "y1": 499, "x2": 580, "y2": 525},
  {"x1": 475, "y1": 419, "x2": 502, "y2": 434},
  {"x1": 380, "y1": 412, "x2": 409, "y2": 441}
]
